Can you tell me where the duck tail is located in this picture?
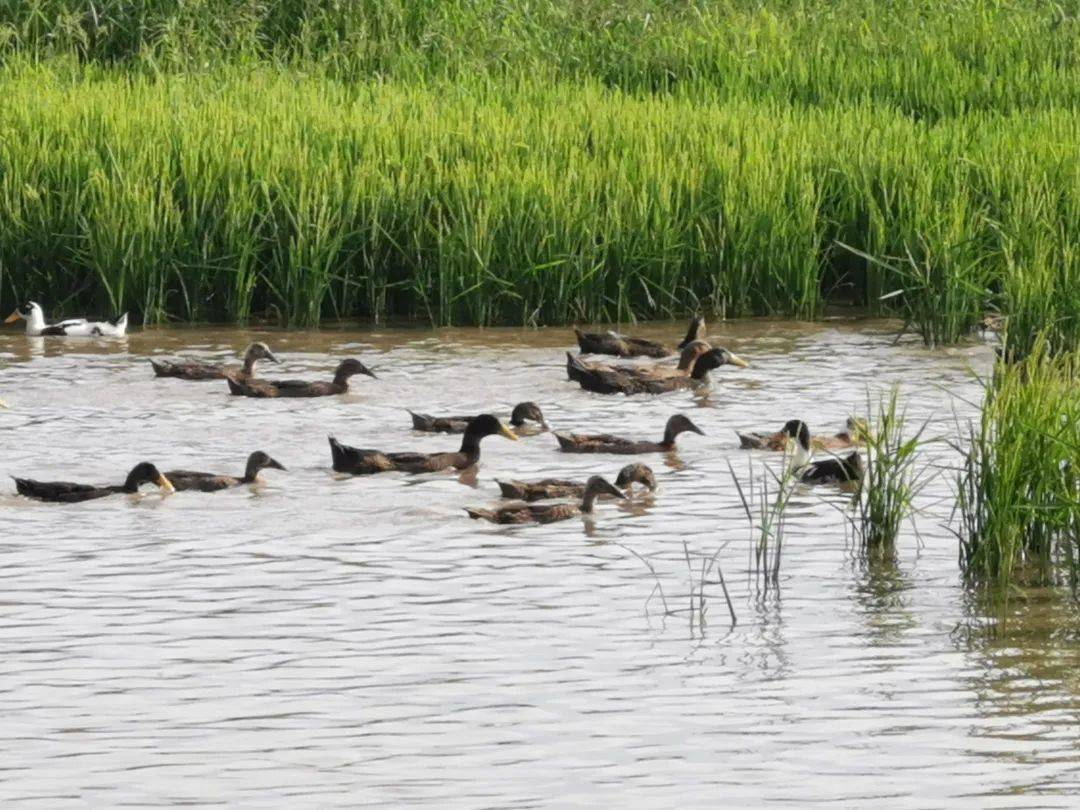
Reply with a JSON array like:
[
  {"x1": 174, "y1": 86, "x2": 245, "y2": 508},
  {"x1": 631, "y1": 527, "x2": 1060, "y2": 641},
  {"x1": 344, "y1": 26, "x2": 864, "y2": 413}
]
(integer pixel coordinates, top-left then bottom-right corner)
[
  {"x1": 553, "y1": 432, "x2": 574, "y2": 450},
  {"x1": 226, "y1": 376, "x2": 245, "y2": 396},
  {"x1": 566, "y1": 351, "x2": 587, "y2": 382},
  {"x1": 114, "y1": 312, "x2": 128, "y2": 333},
  {"x1": 464, "y1": 507, "x2": 491, "y2": 521},
  {"x1": 408, "y1": 410, "x2": 431, "y2": 430},
  {"x1": 149, "y1": 358, "x2": 169, "y2": 376},
  {"x1": 736, "y1": 431, "x2": 761, "y2": 449},
  {"x1": 496, "y1": 480, "x2": 523, "y2": 499}
]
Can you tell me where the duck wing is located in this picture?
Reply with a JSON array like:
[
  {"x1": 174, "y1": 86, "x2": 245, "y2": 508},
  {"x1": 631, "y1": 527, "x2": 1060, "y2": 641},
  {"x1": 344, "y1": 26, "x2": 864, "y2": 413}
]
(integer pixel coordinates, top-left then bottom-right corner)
[
  {"x1": 497, "y1": 478, "x2": 583, "y2": 501},
  {"x1": 409, "y1": 412, "x2": 469, "y2": 433},
  {"x1": 164, "y1": 471, "x2": 240, "y2": 492},
  {"x1": 621, "y1": 337, "x2": 672, "y2": 358},
  {"x1": 737, "y1": 430, "x2": 785, "y2": 450},
  {"x1": 150, "y1": 359, "x2": 226, "y2": 380}
]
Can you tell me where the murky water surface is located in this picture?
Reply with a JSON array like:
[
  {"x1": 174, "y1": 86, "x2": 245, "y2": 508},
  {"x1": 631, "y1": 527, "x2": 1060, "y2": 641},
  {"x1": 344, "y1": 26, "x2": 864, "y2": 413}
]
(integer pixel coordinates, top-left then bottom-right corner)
[{"x1": 1, "y1": 319, "x2": 1077, "y2": 807}]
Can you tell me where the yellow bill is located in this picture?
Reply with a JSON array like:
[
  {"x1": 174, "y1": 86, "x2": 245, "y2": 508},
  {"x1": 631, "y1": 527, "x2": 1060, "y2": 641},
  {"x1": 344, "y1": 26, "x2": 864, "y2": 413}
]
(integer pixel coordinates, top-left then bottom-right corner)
[
  {"x1": 157, "y1": 474, "x2": 176, "y2": 493},
  {"x1": 728, "y1": 353, "x2": 750, "y2": 368},
  {"x1": 499, "y1": 424, "x2": 519, "y2": 441},
  {"x1": 4, "y1": 311, "x2": 23, "y2": 324}
]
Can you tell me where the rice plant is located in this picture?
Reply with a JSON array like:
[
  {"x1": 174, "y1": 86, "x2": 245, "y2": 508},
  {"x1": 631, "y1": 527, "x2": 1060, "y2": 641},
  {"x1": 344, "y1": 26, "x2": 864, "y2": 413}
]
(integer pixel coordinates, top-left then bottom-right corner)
[
  {"x1": 850, "y1": 387, "x2": 933, "y2": 551},
  {"x1": 955, "y1": 340, "x2": 1080, "y2": 592}
]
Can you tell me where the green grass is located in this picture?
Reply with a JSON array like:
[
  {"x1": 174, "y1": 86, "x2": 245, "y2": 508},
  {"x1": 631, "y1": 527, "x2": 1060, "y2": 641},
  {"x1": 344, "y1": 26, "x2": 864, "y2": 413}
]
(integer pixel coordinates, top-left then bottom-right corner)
[
  {"x1": 955, "y1": 342, "x2": 1080, "y2": 592},
  {"x1": 0, "y1": 2, "x2": 1077, "y2": 333}
]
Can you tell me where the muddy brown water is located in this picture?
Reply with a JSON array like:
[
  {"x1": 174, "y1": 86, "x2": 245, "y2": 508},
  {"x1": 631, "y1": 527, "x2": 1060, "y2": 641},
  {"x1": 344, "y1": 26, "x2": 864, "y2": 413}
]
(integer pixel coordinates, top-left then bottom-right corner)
[{"x1": 1, "y1": 319, "x2": 1078, "y2": 807}]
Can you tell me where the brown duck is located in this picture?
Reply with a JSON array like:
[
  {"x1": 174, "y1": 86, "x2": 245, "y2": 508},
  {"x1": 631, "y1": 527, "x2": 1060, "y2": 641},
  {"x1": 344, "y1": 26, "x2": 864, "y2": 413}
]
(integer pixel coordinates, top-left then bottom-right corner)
[
  {"x1": 567, "y1": 343, "x2": 747, "y2": 395},
  {"x1": 329, "y1": 414, "x2": 517, "y2": 475},
  {"x1": 737, "y1": 417, "x2": 868, "y2": 451},
  {"x1": 496, "y1": 462, "x2": 656, "y2": 501},
  {"x1": 14, "y1": 462, "x2": 174, "y2": 503},
  {"x1": 555, "y1": 414, "x2": 705, "y2": 454},
  {"x1": 466, "y1": 475, "x2": 627, "y2": 524},
  {"x1": 150, "y1": 342, "x2": 279, "y2": 381},
  {"x1": 164, "y1": 451, "x2": 286, "y2": 492},
  {"x1": 574, "y1": 316, "x2": 706, "y2": 358},
  {"x1": 227, "y1": 358, "x2": 376, "y2": 398},
  {"x1": 410, "y1": 402, "x2": 548, "y2": 434}
]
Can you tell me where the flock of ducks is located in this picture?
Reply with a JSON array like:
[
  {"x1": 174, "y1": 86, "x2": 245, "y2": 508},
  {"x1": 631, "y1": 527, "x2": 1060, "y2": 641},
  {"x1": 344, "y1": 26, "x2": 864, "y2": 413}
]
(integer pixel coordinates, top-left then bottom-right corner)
[{"x1": 6, "y1": 302, "x2": 868, "y2": 522}]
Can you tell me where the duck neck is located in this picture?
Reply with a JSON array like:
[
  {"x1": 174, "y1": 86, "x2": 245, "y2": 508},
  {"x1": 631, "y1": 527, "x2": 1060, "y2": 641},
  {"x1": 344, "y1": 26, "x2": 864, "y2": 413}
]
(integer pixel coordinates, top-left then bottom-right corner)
[
  {"x1": 332, "y1": 368, "x2": 353, "y2": 387},
  {"x1": 241, "y1": 353, "x2": 259, "y2": 376},
  {"x1": 458, "y1": 432, "x2": 484, "y2": 462},
  {"x1": 787, "y1": 439, "x2": 812, "y2": 473},
  {"x1": 242, "y1": 459, "x2": 261, "y2": 484},
  {"x1": 121, "y1": 470, "x2": 144, "y2": 493},
  {"x1": 581, "y1": 490, "x2": 600, "y2": 513},
  {"x1": 25, "y1": 308, "x2": 46, "y2": 334}
]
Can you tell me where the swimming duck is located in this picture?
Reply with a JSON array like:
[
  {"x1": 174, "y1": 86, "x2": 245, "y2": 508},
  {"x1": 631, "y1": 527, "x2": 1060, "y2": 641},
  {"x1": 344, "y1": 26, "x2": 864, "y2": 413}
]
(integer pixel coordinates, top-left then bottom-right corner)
[
  {"x1": 227, "y1": 358, "x2": 376, "y2": 398},
  {"x1": 496, "y1": 462, "x2": 657, "y2": 501},
  {"x1": 567, "y1": 344, "x2": 747, "y2": 395},
  {"x1": 329, "y1": 413, "x2": 517, "y2": 475},
  {"x1": 738, "y1": 417, "x2": 868, "y2": 451},
  {"x1": 409, "y1": 402, "x2": 548, "y2": 434},
  {"x1": 4, "y1": 301, "x2": 128, "y2": 337},
  {"x1": 574, "y1": 315, "x2": 706, "y2": 358},
  {"x1": 150, "y1": 342, "x2": 279, "y2": 381},
  {"x1": 164, "y1": 451, "x2": 286, "y2": 492},
  {"x1": 780, "y1": 420, "x2": 864, "y2": 485},
  {"x1": 555, "y1": 414, "x2": 705, "y2": 454},
  {"x1": 13, "y1": 462, "x2": 174, "y2": 503},
  {"x1": 466, "y1": 475, "x2": 627, "y2": 524}
]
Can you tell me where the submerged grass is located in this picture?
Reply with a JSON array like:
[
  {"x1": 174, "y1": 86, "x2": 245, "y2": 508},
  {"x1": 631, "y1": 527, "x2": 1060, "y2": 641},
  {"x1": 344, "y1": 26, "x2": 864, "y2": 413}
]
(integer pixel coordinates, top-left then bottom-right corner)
[
  {"x1": 0, "y1": 63, "x2": 1078, "y2": 331},
  {"x1": 955, "y1": 342, "x2": 1080, "y2": 592}
]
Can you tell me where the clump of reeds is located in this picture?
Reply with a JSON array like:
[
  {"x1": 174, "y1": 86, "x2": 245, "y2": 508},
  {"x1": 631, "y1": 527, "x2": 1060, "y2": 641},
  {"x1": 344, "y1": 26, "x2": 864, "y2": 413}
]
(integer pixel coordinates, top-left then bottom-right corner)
[
  {"x1": 851, "y1": 387, "x2": 933, "y2": 552},
  {"x1": 728, "y1": 460, "x2": 794, "y2": 593},
  {"x1": 955, "y1": 340, "x2": 1080, "y2": 591}
]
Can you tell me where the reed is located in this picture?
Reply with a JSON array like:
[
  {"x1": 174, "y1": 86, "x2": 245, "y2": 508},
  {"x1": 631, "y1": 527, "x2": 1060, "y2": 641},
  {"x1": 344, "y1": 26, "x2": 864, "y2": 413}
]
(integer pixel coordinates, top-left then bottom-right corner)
[{"x1": 955, "y1": 341, "x2": 1080, "y2": 591}]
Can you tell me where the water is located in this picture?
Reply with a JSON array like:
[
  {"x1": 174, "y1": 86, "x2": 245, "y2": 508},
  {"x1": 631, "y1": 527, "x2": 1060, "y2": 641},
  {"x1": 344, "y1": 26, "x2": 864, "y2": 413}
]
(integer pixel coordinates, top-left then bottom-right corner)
[{"x1": 2, "y1": 319, "x2": 1077, "y2": 808}]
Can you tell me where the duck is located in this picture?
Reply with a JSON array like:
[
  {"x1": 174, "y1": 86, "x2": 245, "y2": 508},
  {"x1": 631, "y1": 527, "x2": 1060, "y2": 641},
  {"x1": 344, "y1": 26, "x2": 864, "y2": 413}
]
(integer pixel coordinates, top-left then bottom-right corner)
[
  {"x1": 496, "y1": 462, "x2": 656, "y2": 501},
  {"x1": 466, "y1": 475, "x2": 627, "y2": 524},
  {"x1": 164, "y1": 451, "x2": 286, "y2": 492},
  {"x1": 555, "y1": 414, "x2": 705, "y2": 454},
  {"x1": 13, "y1": 462, "x2": 174, "y2": 503},
  {"x1": 4, "y1": 301, "x2": 128, "y2": 337},
  {"x1": 567, "y1": 343, "x2": 747, "y2": 395},
  {"x1": 227, "y1": 358, "x2": 376, "y2": 398},
  {"x1": 409, "y1": 402, "x2": 548, "y2": 434},
  {"x1": 150, "y1": 342, "x2": 279, "y2": 381},
  {"x1": 574, "y1": 315, "x2": 706, "y2": 358},
  {"x1": 780, "y1": 420, "x2": 864, "y2": 485},
  {"x1": 738, "y1": 417, "x2": 868, "y2": 451},
  {"x1": 329, "y1": 413, "x2": 517, "y2": 475}
]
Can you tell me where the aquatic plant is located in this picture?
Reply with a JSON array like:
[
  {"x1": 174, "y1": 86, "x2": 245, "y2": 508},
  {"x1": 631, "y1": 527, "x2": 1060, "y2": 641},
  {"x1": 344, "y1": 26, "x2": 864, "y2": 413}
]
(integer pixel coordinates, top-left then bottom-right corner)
[
  {"x1": 851, "y1": 388, "x2": 933, "y2": 551},
  {"x1": 728, "y1": 460, "x2": 794, "y2": 593},
  {"x1": 955, "y1": 341, "x2": 1080, "y2": 592}
]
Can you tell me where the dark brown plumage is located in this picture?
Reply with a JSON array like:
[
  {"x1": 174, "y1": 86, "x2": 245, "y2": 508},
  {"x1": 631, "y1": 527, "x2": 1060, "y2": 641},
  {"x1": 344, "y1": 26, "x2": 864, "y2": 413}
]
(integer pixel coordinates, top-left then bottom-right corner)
[
  {"x1": 329, "y1": 414, "x2": 518, "y2": 475},
  {"x1": 555, "y1": 414, "x2": 705, "y2": 454},
  {"x1": 13, "y1": 462, "x2": 174, "y2": 503},
  {"x1": 567, "y1": 344, "x2": 747, "y2": 395},
  {"x1": 496, "y1": 462, "x2": 656, "y2": 501},
  {"x1": 466, "y1": 475, "x2": 627, "y2": 524},
  {"x1": 227, "y1": 358, "x2": 376, "y2": 398},
  {"x1": 409, "y1": 402, "x2": 548, "y2": 434},
  {"x1": 150, "y1": 342, "x2": 279, "y2": 381},
  {"x1": 165, "y1": 451, "x2": 286, "y2": 492},
  {"x1": 573, "y1": 316, "x2": 706, "y2": 358}
]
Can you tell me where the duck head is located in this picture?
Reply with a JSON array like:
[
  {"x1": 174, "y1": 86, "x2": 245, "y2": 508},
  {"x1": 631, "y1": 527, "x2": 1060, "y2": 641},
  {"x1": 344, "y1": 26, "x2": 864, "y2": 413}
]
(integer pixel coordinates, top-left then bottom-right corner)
[
  {"x1": 463, "y1": 413, "x2": 519, "y2": 445},
  {"x1": 662, "y1": 414, "x2": 705, "y2": 446},
  {"x1": 124, "y1": 462, "x2": 174, "y2": 494},
  {"x1": 510, "y1": 401, "x2": 548, "y2": 429},
  {"x1": 676, "y1": 339, "x2": 712, "y2": 371},
  {"x1": 615, "y1": 463, "x2": 657, "y2": 495},
  {"x1": 780, "y1": 419, "x2": 813, "y2": 469},
  {"x1": 582, "y1": 475, "x2": 628, "y2": 512},
  {"x1": 244, "y1": 342, "x2": 279, "y2": 365},
  {"x1": 4, "y1": 301, "x2": 45, "y2": 333},
  {"x1": 333, "y1": 358, "x2": 378, "y2": 385},
  {"x1": 690, "y1": 347, "x2": 750, "y2": 380},
  {"x1": 244, "y1": 450, "x2": 287, "y2": 482}
]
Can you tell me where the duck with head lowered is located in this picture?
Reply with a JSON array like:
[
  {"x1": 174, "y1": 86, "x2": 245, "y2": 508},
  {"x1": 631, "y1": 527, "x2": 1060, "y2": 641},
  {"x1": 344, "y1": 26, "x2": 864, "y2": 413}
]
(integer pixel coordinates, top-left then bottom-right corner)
[
  {"x1": 13, "y1": 462, "x2": 174, "y2": 503},
  {"x1": 329, "y1": 413, "x2": 518, "y2": 475},
  {"x1": 151, "y1": 342, "x2": 280, "y2": 382},
  {"x1": 780, "y1": 420, "x2": 863, "y2": 485},
  {"x1": 228, "y1": 358, "x2": 377, "y2": 398},
  {"x1": 5, "y1": 301, "x2": 127, "y2": 337},
  {"x1": 496, "y1": 462, "x2": 657, "y2": 501}
]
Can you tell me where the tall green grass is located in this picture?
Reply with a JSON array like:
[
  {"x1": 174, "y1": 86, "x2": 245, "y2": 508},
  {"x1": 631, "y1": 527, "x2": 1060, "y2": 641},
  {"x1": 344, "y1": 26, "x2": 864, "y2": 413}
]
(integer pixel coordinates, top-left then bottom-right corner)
[
  {"x1": 955, "y1": 342, "x2": 1080, "y2": 591},
  {"x1": 0, "y1": 63, "x2": 1078, "y2": 328}
]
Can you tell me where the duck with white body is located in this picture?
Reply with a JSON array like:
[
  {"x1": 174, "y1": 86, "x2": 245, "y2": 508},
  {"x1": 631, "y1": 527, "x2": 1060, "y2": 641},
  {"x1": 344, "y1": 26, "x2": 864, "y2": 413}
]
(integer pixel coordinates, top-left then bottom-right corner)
[{"x1": 4, "y1": 301, "x2": 128, "y2": 337}]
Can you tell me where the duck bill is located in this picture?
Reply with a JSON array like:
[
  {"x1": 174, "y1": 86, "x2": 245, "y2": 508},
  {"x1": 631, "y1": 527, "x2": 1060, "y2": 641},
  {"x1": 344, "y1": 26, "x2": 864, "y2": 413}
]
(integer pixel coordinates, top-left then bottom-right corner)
[
  {"x1": 4, "y1": 311, "x2": 23, "y2": 324},
  {"x1": 362, "y1": 367, "x2": 378, "y2": 379},
  {"x1": 269, "y1": 459, "x2": 287, "y2": 471},
  {"x1": 727, "y1": 353, "x2": 750, "y2": 369},
  {"x1": 157, "y1": 474, "x2": 176, "y2": 493},
  {"x1": 499, "y1": 424, "x2": 519, "y2": 441},
  {"x1": 266, "y1": 352, "x2": 281, "y2": 364}
]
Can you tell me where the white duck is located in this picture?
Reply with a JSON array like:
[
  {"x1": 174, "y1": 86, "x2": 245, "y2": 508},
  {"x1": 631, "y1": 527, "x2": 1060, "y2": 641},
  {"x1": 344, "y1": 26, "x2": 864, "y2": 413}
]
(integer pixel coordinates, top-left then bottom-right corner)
[{"x1": 4, "y1": 301, "x2": 128, "y2": 337}]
